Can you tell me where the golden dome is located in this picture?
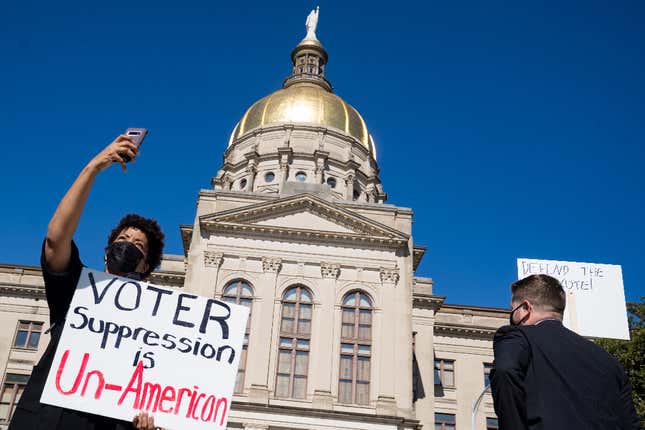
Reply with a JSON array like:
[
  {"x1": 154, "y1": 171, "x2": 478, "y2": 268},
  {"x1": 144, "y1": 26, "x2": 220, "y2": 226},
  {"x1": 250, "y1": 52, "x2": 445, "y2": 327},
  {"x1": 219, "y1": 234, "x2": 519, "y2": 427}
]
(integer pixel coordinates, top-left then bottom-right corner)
[{"x1": 230, "y1": 82, "x2": 374, "y2": 154}]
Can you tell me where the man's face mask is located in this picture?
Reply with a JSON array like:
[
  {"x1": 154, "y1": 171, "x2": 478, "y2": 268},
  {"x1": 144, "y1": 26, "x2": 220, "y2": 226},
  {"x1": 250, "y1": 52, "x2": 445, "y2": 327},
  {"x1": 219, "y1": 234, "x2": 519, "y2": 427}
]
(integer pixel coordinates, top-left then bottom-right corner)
[
  {"x1": 509, "y1": 302, "x2": 528, "y2": 326},
  {"x1": 105, "y1": 241, "x2": 145, "y2": 278}
]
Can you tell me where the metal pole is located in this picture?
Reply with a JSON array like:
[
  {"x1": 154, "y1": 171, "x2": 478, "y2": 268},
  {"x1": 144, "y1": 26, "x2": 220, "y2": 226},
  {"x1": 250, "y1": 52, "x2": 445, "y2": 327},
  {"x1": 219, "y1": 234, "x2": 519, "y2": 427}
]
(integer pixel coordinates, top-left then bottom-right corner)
[{"x1": 472, "y1": 383, "x2": 490, "y2": 430}]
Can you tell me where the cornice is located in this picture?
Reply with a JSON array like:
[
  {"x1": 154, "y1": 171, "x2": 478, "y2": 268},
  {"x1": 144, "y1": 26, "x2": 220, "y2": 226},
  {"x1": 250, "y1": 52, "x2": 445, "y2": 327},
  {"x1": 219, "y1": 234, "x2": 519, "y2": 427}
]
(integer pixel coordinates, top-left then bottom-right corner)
[
  {"x1": 434, "y1": 322, "x2": 498, "y2": 339},
  {"x1": 413, "y1": 293, "x2": 445, "y2": 310},
  {"x1": 439, "y1": 303, "x2": 509, "y2": 317},
  {"x1": 413, "y1": 245, "x2": 426, "y2": 272},
  {"x1": 0, "y1": 283, "x2": 45, "y2": 300},
  {"x1": 180, "y1": 224, "x2": 193, "y2": 257},
  {"x1": 197, "y1": 189, "x2": 412, "y2": 215},
  {"x1": 230, "y1": 401, "x2": 421, "y2": 429},
  {"x1": 203, "y1": 222, "x2": 408, "y2": 250},
  {"x1": 147, "y1": 271, "x2": 185, "y2": 288}
]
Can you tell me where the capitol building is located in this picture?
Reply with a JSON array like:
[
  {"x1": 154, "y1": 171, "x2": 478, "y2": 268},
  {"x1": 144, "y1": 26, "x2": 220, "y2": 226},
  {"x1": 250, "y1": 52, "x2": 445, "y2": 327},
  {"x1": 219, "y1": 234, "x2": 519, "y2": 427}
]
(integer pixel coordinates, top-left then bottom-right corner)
[{"x1": 0, "y1": 12, "x2": 508, "y2": 430}]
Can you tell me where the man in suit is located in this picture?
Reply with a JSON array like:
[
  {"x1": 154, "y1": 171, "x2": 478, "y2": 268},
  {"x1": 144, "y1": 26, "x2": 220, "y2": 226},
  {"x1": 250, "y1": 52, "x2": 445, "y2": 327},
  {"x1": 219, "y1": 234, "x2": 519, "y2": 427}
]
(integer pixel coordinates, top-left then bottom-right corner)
[{"x1": 490, "y1": 274, "x2": 642, "y2": 430}]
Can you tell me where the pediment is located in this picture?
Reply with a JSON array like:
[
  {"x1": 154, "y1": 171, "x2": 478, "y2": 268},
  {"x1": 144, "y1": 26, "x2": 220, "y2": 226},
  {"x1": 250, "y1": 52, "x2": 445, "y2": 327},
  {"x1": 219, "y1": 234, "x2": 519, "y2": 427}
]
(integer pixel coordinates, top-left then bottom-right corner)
[
  {"x1": 199, "y1": 194, "x2": 409, "y2": 248},
  {"x1": 254, "y1": 211, "x2": 357, "y2": 233}
]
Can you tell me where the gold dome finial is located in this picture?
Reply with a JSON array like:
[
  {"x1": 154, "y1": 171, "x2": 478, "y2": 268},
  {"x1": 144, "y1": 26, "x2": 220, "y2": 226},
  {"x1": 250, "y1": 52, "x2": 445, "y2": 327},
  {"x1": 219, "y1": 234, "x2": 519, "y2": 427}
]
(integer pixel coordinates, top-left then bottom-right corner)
[{"x1": 283, "y1": 7, "x2": 331, "y2": 91}]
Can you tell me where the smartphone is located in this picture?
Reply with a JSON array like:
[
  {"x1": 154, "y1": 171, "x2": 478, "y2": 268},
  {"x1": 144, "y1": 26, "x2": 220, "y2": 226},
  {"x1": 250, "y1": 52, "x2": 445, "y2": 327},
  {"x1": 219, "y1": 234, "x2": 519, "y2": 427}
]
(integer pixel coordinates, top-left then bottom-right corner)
[{"x1": 123, "y1": 128, "x2": 148, "y2": 162}]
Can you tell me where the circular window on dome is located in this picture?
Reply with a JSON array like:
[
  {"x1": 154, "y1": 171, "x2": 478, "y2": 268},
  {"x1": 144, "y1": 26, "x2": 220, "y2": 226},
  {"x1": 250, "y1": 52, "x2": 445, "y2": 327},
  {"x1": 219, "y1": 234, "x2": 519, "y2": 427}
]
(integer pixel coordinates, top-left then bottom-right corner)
[
  {"x1": 239, "y1": 179, "x2": 247, "y2": 190},
  {"x1": 295, "y1": 171, "x2": 307, "y2": 182},
  {"x1": 265, "y1": 172, "x2": 275, "y2": 183},
  {"x1": 326, "y1": 177, "x2": 337, "y2": 189}
]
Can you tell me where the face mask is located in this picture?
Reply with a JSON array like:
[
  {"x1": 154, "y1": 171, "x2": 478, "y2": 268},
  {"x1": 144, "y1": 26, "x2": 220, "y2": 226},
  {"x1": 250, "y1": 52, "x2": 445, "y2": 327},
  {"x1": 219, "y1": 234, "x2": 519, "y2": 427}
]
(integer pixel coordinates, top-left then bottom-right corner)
[
  {"x1": 106, "y1": 241, "x2": 144, "y2": 276},
  {"x1": 509, "y1": 302, "x2": 526, "y2": 326}
]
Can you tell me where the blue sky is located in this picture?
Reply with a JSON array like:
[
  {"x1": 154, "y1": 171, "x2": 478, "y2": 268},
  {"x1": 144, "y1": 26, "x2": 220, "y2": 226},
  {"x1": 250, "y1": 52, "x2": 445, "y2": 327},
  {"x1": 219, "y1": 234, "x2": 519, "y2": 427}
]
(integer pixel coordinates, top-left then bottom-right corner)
[{"x1": 1, "y1": 0, "x2": 643, "y2": 308}]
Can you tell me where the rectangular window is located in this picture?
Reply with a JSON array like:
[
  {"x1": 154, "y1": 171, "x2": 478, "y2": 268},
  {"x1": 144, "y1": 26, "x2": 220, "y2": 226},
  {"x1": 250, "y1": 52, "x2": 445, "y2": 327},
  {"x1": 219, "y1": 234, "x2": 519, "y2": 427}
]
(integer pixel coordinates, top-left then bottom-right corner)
[
  {"x1": 276, "y1": 337, "x2": 310, "y2": 398},
  {"x1": 434, "y1": 412, "x2": 455, "y2": 430},
  {"x1": 484, "y1": 362, "x2": 494, "y2": 386},
  {"x1": 486, "y1": 417, "x2": 499, "y2": 429},
  {"x1": 434, "y1": 359, "x2": 455, "y2": 388},
  {"x1": 0, "y1": 374, "x2": 29, "y2": 422},
  {"x1": 13, "y1": 321, "x2": 43, "y2": 350}
]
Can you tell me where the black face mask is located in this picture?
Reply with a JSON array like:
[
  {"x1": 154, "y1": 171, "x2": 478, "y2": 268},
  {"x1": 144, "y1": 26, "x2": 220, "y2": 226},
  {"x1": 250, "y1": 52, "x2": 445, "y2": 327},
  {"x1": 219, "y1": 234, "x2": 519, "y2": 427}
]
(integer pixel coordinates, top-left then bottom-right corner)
[
  {"x1": 105, "y1": 241, "x2": 145, "y2": 277},
  {"x1": 509, "y1": 302, "x2": 526, "y2": 326}
]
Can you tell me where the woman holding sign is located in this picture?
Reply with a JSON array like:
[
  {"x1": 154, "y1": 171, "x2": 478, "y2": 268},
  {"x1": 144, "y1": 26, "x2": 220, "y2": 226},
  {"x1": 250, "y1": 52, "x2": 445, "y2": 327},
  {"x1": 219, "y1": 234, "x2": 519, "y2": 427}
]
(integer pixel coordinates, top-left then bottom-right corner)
[{"x1": 10, "y1": 135, "x2": 166, "y2": 430}]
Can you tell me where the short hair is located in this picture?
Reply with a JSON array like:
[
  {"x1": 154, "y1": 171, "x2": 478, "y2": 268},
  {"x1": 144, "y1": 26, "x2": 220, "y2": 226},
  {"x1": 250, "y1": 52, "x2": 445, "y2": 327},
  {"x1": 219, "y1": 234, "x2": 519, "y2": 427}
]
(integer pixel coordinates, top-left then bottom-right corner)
[
  {"x1": 106, "y1": 214, "x2": 165, "y2": 279},
  {"x1": 511, "y1": 274, "x2": 566, "y2": 316}
]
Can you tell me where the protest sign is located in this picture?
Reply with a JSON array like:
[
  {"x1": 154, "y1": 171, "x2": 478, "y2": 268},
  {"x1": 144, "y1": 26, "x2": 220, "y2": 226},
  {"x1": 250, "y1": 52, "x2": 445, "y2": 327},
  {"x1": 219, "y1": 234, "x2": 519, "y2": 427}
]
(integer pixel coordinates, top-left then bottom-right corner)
[
  {"x1": 517, "y1": 258, "x2": 629, "y2": 340},
  {"x1": 41, "y1": 268, "x2": 249, "y2": 430}
]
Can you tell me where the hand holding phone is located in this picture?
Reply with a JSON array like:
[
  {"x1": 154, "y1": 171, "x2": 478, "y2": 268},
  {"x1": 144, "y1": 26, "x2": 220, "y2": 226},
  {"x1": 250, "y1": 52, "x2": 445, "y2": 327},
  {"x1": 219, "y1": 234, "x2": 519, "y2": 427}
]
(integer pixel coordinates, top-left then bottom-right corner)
[{"x1": 123, "y1": 128, "x2": 148, "y2": 162}]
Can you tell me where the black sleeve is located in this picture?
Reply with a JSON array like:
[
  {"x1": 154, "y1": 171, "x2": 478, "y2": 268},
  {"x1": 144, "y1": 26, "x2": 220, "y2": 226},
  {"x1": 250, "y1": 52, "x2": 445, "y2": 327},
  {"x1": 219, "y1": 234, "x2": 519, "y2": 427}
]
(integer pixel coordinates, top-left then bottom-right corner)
[
  {"x1": 40, "y1": 239, "x2": 83, "y2": 325},
  {"x1": 615, "y1": 367, "x2": 644, "y2": 430},
  {"x1": 490, "y1": 325, "x2": 531, "y2": 430}
]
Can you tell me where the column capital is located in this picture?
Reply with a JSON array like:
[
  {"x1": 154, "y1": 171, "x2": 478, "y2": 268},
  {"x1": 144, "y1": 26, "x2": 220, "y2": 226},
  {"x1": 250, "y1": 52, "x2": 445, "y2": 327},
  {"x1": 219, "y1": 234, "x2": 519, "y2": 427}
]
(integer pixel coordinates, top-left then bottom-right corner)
[
  {"x1": 204, "y1": 251, "x2": 223, "y2": 268},
  {"x1": 320, "y1": 262, "x2": 340, "y2": 279},
  {"x1": 380, "y1": 267, "x2": 400, "y2": 285},
  {"x1": 262, "y1": 257, "x2": 282, "y2": 273}
]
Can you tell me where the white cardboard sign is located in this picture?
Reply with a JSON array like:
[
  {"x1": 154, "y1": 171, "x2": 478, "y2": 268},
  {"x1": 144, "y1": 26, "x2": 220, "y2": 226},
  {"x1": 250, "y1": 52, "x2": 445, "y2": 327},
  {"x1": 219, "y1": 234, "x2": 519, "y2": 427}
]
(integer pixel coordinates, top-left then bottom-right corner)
[
  {"x1": 41, "y1": 268, "x2": 249, "y2": 430},
  {"x1": 517, "y1": 258, "x2": 629, "y2": 340}
]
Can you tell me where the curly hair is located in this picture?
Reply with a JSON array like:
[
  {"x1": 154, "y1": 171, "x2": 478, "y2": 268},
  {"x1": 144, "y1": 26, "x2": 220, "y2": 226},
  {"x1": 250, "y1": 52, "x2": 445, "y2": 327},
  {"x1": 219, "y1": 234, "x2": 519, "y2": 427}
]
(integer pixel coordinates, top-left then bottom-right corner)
[{"x1": 106, "y1": 214, "x2": 165, "y2": 279}]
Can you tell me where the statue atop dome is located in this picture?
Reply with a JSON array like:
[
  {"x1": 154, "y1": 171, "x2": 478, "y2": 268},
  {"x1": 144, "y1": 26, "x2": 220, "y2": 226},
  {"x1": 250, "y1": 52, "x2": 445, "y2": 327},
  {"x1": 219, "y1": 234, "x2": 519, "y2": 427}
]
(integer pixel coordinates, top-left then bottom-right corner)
[{"x1": 305, "y1": 6, "x2": 320, "y2": 40}]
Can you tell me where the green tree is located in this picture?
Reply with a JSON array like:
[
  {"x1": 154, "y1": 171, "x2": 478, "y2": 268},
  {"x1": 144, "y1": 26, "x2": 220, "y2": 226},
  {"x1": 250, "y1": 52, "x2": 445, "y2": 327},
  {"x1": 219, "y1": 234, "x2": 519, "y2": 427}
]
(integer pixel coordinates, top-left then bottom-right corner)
[{"x1": 596, "y1": 298, "x2": 645, "y2": 425}]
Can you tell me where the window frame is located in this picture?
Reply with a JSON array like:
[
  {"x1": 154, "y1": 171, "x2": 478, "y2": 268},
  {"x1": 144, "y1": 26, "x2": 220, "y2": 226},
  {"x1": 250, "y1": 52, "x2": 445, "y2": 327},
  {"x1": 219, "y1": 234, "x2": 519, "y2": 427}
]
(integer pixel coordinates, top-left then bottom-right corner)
[
  {"x1": 275, "y1": 285, "x2": 313, "y2": 399},
  {"x1": 0, "y1": 373, "x2": 29, "y2": 422},
  {"x1": 12, "y1": 321, "x2": 43, "y2": 351},
  {"x1": 338, "y1": 291, "x2": 373, "y2": 405},
  {"x1": 221, "y1": 280, "x2": 254, "y2": 394},
  {"x1": 486, "y1": 417, "x2": 499, "y2": 430},
  {"x1": 484, "y1": 362, "x2": 494, "y2": 387},
  {"x1": 434, "y1": 358, "x2": 455, "y2": 388},
  {"x1": 434, "y1": 412, "x2": 456, "y2": 430}
]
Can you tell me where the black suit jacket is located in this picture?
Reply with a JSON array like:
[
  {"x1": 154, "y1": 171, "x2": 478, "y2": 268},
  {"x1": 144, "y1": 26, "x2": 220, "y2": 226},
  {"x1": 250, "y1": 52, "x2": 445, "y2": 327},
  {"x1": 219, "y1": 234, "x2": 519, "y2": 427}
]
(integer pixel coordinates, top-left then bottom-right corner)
[{"x1": 490, "y1": 320, "x2": 641, "y2": 430}]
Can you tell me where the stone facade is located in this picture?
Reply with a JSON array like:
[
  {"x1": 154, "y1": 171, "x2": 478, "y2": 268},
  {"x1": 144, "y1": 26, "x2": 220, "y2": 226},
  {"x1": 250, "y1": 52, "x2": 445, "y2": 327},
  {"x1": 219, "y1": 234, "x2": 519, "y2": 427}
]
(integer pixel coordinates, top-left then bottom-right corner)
[{"x1": 0, "y1": 259, "x2": 507, "y2": 430}]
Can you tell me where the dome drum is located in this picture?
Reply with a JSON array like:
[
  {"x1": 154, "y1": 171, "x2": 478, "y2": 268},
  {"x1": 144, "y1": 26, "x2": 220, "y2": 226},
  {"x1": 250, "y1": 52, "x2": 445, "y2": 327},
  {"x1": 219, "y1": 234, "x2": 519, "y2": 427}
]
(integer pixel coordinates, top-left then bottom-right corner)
[
  {"x1": 225, "y1": 123, "x2": 374, "y2": 166},
  {"x1": 214, "y1": 126, "x2": 385, "y2": 203}
]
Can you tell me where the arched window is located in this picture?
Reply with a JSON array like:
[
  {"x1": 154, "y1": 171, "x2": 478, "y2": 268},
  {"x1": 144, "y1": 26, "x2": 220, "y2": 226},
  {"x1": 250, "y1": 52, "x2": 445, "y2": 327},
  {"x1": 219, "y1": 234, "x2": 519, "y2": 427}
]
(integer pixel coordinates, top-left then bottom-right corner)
[
  {"x1": 222, "y1": 280, "x2": 254, "y2": 393},
  {"x1": 275, "y1": 286, "x2": 313, "y2": 399},
  {"x1": 339, "y1": 291, "x2": 373, "y2": 404}
]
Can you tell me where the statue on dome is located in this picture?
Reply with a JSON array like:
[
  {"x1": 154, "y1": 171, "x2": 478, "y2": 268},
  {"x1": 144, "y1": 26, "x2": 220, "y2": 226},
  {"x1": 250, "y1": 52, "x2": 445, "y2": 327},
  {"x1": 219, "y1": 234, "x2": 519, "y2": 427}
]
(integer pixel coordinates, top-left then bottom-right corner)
[{"x1": 305, "y1": 6, "x2": 320, "y2": 40}]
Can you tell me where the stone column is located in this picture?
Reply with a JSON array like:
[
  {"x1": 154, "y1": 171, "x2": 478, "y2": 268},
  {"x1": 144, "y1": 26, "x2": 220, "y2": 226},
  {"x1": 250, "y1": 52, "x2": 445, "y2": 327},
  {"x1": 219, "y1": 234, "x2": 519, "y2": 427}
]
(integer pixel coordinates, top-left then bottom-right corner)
[
  {"x1": 203, "y1": 251, "x2": 223, "y2": 297},
  {"x1": 412, "y1": 284, "x2": 442, "y2": 430},
  {"x1": 344, "y1": 172, "x2": 355, "y2": 200},
  {"x1": 247, "y1": 257, "x2": 282, "y2": 405},
  {"x1": 316, "y1": 129, "x2": 326, "y2": 150},
  {"x1": 376, "y1": 266, "x2": 400, "y2": 416},
  {"x1": 245, "y1": 150, "x2": 259, "y2": 192},
  {"x1": 311, "y1": 262, "x2": 340, "y2": 410},
  {"x1": 223, "y1": 174, "x2": 232, "y2": 191},
  {"x1": 277, "y1": 147, "x2": 292, "y2": 193},
  {"x1": 344, "y1": 160, "x2": 360, "y2": 200},
  {"x1": 313, "y1": 150, "x2": 329, "y2": 184},
  {"x1": 366, "y1": 176, "x2": 380, "y2": 203}
]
